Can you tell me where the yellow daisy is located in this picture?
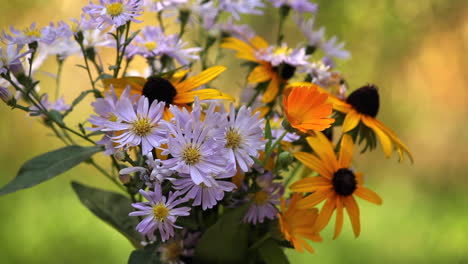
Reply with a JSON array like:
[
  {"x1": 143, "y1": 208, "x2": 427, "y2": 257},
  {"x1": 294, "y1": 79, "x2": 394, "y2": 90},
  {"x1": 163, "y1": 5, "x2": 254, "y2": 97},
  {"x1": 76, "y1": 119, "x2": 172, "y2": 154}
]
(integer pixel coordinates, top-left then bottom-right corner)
[
  {"x1": 278, "y1": 193, "x2": 322, "y2": 253},
  {"x1": 290, "y1": 132, "x2": 382, "y2": 239},
  {"x1": 102, "y1": 66, "x2": 234, "y2": 119},
  {"x1": 222, "y1": 36, "x2": 284, "y2": 103},
  {"x1": 290, "y1": 82, "x2": 413, "y2": 163}
]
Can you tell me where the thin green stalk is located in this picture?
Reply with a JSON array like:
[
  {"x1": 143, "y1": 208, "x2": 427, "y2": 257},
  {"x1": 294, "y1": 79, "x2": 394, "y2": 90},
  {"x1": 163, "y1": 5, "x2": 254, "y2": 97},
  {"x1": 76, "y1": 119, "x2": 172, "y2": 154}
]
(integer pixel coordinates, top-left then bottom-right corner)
[
  {"x1": 263, "y1": 130, "x2": 288, "y2": 166},
  {"x1": 55, "y1": 57, "x2": 64, "y2": 100},
  {"x1": 249, "y1": 233, "x2": 271, "y2": 251}
]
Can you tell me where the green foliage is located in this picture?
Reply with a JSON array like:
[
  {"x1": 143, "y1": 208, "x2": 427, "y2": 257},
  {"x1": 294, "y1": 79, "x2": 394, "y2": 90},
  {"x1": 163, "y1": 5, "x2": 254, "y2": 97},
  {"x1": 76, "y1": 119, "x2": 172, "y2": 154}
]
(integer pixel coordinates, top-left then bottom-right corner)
[
  {"x1": 71, "y1": 181, "x2": 143, "y2": 248},
  {"x1": 195, "y1": 205, "x2": 250, "y2": 263},
  {"x1": 0, "y1": 145, "x2": 101, "y2": 196},
  {"x1": 128, "y1": 243, "x2": 161, "y2": 264},
  {"x1": 258, "y1": 239, "x2": 289, "y2": 264}
]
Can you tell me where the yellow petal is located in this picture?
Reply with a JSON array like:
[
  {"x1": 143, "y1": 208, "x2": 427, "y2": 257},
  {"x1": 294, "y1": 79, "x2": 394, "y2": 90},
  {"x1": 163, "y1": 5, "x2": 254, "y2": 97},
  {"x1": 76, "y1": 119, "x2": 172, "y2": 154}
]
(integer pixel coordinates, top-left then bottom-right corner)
[
  {"x1": 221, "y1": 37, "x2": 258, "y2": 62},
  {"x1": 314, "y1": 194, "x2": 336, "y2": 232},
  {"x1": 289, "y1": 176, "x2": 331, "y2": 192},
  {"x1": 305, "y1": 132, "x2": 339, "y2": 172},
  {"x1": 294, "y1": 152, "x2": 334, "y2": 179},
  {"x1": 355, "y1": 187, "x2": 383, "y2": 205},
  {"x1": 372, "y1": 118, "x2": 414, "y2": 163},
  {"x1": 295, "y1": 189, "x2": 332, "y2": 209},
  {"x1": 173, "y1": 89, "x2": 234, "y2": 104},
  {"x1": 361, "y1": 115, "x2": 393, "y2": 159},
  {"x1": 343, "y1": 111, "x2": 361, "y2": 132},
  {"x1": 338, "y1": 134, "x2": 355, "y2": 168},
  {"x1": 102, "y1": 77, "x2": 146, "y2": 95},
  {"x1": 344, "y1": 196, "x2": 361, "y2": 238},
  {"x1": 248, "y1": 65, "x2": 272, "y2": 83},
  {"x1": 176, "y1": 66, "x2": 227, "y2": 93},
  {"x1": 333, "y1": 197, "x2": 344, "y2": 239},
  {"x1": 250, "y1": 35, "x2": 269, "y2": 50},
  {"x1": 262, "y1": 76, "x2": 279, "y2": 103}
]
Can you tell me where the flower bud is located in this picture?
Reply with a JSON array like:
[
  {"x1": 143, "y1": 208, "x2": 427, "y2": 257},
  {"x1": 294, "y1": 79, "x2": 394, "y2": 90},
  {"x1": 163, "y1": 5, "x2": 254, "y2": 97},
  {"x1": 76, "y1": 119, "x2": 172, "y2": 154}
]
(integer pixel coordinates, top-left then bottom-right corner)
[
  {"x1": 119, "y1": 173, "x2": 131, "y2": 185},
  {"x1": 278, "y1": 151, "x2": 294, "y2": 170},
  {"x1": 113, "y1": 150, "x2": 126, "y2": 161},
  {"x1": 8, "y1": 62, "x2": 25, "y2": 78},
  {"x1": 0, "y1": 86, "x2": 14, "y2": 104}
]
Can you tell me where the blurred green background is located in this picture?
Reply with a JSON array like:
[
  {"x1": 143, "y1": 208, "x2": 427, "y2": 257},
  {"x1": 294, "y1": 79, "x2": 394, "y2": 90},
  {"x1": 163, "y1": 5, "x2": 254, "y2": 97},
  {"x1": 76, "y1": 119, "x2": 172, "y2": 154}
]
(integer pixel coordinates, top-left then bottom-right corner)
[{"x1": 1, "y1": 0, "x2": 468, "y2": 263}]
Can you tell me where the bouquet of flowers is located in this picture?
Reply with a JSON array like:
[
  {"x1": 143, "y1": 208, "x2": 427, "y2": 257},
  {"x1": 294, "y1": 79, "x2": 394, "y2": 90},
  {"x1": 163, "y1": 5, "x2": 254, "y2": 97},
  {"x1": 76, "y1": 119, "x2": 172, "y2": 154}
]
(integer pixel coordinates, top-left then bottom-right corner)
[{"x1": 0, "y1": 0, "x2": 413, "y2": 263}]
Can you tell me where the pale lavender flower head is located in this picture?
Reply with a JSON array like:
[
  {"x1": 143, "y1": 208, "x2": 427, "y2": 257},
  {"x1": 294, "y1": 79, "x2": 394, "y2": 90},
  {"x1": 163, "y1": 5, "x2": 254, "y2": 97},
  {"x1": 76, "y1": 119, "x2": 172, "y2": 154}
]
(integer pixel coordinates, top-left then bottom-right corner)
[
  {"x1": 295, "y1": 15, "x2": 325, "y2": 49},
  {"x1": 29, "y1": 94, "x2": 71, "y2": 116},
  {"x1": 217, "y1": 17, "x2": 256, "y2": 42},
  {"x1": 298, "y1": 60, "x2": 333, "y2": 86},
  {"x1": 120, "y1": 152, "x2": 174, "y2": 185},
  {"x1": 190, "y1": 0, "x2": 219, "y2": 29},
  {"x1": 321, "y1": 36, "x2": 351, "y2": 60},
  {"x1": 102, "y1": 94, "x2": 166, "y2": 155},
  {"x1": 0, "y1": 45, "x2": 31, "y2": 75},
  {"x1": 269, "y1": 0, "x2": 318, "y2": 13},
  {"x1": 129, "y1": 186, "x2": 191, "y2": 242},
  {"x1": 173, "y1": 171, "x2": 236, "y2": 210},
  {"x1": 144, "y1": 0, "x2": 188, "y2": 12},
  {"x1": 83, "y1": 0, "x2": 143, "y2": 28},
  {"x1": 223, "y1": 104, "x2": 264, "y2": 172},
  {"x1": 159, "y1": 103, "x2": 234, "y2": 187},
  {"x1": 0, "y1": 86, "x2": 13, "y2": 103},
  {"x1": 219, "y1": 0, "x2": 265, "y2": 20},
  {"x1": 243, "y1": 172, "x2": 283, "y2": 224},
  {"x1": 2, "y1": 23, "x2": 57, "y2": 45},
  {"x1": 70, "y1": 14, "x2": 100, "y2": 32},
  {"x1": 256, "y1": 44, "x2": 308, "y2": 67}
]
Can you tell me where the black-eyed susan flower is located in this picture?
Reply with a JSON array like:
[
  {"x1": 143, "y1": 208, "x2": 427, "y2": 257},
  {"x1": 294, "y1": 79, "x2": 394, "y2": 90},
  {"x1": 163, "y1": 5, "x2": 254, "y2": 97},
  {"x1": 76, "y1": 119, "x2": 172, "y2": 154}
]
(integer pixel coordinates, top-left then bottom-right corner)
[
  {"x1": 278, "y1": 193, "x2": 322, "y2": 253},
  {"x1": 291, "y1": 132, "x2": 382, "y2": 238},
  {"x1": 291, "y1": 82, "x2": 413, "y2": 163},
  {"x1": 283, "y1": 84, "x2": 335, "y2": 133},
  {"x1": 102, "y1": 66, "x2": 234, "y2": 119},
  {"x1": 222, "y1": 36, "x2": 307, "y2": 103}
]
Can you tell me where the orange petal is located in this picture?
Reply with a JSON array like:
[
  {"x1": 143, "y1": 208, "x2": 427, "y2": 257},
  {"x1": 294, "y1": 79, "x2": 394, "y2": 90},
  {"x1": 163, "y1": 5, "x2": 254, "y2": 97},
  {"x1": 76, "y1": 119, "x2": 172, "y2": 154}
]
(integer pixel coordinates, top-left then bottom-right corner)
[
  {"x1": 354, "y1": 187, "x2": 382, "y2": 205},
  {"x1": 344, "y1": 196, "x2": 361, "y2": 238},
  {"x1": 295, "y1": 189, "x2": 332, "y2": 209},
  {"x1": 306, "y1": 133, "x2": 339, "y2": 172},
  {"x1": 333, "y1": 197, "x2": 344, "y2": 239},
  {"x1": 338, "y1": 134, "x2": 355, "y2": 168},
  {"x1": 293, "y1": 152, "x2": 334, "y2": 179},
  {"x1": 289, "y1": 176, "x2": 332, "y2": 192},
  {"x1": 314, "y1": 194, "x2": 336, "y2": 232}
]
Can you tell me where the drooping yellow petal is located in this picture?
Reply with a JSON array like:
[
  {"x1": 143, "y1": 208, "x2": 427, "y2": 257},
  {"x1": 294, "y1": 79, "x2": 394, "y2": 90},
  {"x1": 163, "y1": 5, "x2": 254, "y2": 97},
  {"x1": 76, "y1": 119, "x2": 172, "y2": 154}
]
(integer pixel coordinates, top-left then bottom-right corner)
[
  {"x1": 361, "y1": 115, "x2": 393, "y2": 159},
  {"x1": 262, "y1": 75, "x2": 279, "y2": 103},
  {"x1": 305, "y1": 133, "x2": 339, "y2": 172},
  {"x1": 295, "y1": 189, "x2": 333, "y2": 209},
  {"x1": 344, "y1": 195, "x2": 361, "y2": 238},
  {"x1": 372, "y1": 118, "x2": 414, "y2": 163},
  {"x1": 173, "y1": 89, "x2": 234, "y2": 104},
  {"x1": 343, "y1": 110, "x2": 361, "y2": 132},
  {"x1": 338, "y1": 134, "x2": 355, "y2": 168},
  {"x1": 333, "y1": 197, "x2": 344, "y2": 239},
  {"x1": 175, "y1": 66, "x2": 227, "y2": 93},
  {"x1": 355, "y1": 187, "x2": 383, "y2": 205},
  {"x1": 289, "y1": 176, "x2": 332, "y2": 192},
  {"x1": 293, "y1": 152, "x2": 334, "y2": 179},
  {"x1": 314, "y1": 194, "x2": 336, "y2": 232},
  {"x1": 248, "y1": 64, "x2": 273, "y2": 83}
]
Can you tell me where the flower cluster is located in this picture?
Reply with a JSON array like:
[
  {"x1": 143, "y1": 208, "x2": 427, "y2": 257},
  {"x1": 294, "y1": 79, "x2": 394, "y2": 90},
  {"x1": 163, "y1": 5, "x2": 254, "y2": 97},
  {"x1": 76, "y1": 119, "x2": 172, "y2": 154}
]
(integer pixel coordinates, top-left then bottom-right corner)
[{"x1": 0, "y1": 0, "x2": 413, "y2": 263}]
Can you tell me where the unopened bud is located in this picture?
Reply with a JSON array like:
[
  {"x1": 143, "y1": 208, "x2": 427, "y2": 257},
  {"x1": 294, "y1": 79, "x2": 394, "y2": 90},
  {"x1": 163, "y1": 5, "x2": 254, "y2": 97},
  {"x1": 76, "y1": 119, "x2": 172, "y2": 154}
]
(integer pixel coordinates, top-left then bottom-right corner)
[
  {"x1": 119, "y1": 174, "x2": 131, "y2": 185},
  {"x1": 113, "y1": 150, "x2": 126, "y2": 161},
  {"x1": 0, "y1": 86, "x2": 14, "y2": 104},
  {"x1": 8, "y1": 62, "x2": 25, "y2": 78}
]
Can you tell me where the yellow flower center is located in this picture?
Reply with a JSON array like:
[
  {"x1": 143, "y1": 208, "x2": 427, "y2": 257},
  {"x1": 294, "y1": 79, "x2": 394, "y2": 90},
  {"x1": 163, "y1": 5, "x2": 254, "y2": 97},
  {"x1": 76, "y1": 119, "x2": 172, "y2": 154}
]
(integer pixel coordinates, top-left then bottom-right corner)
[
  {"x1": 144, "y1": 41, "x2": 157, "y2": 51},
  {"x1": 109, "y1": 114, "x2": 118, "y2": 122},
  {"x1": 225, "y1": 129, "x2": 242, "y2": 149},
  {"x1": 106, "y1": 3, "x2": 124, "y2": 17},
  {"x1": 152, "y1": 203, "x2": 169, "y2": 221},
  {"x1": 131, "y1": 118, "x2": 153, "y2": 137},
  {"x1": 182, "y1": 145, "x2": 201, "y2": 165},
  {"x1": 252, "y1": 190, "x2": 270, "y2": 205},
  {"x1": 273, "y1": 46, "x2": 291, "y2": 56},
  {"x1": 161, "y1": 241, "x2": 183, "y2": 263},
  {"x1": 24, "y1": 28, "x2": 41, "y2": 38}
]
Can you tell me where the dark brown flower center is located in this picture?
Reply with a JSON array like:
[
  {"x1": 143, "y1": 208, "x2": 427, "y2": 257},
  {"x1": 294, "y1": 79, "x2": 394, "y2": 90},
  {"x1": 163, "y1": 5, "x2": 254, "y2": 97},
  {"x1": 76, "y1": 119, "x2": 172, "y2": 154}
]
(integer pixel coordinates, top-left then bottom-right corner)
[
  {"x1": 346, "y1": 84, "x2": 379, "y2": 117},
  {"x1": 332, "y1": 168, "x2": 357, "y2": 196},
  {"x1": 142, "y1": 77, "x2": 177, "y2": 105},
  {"x1": 273, "y1": 63, "x2": 296, "y2": 80}
]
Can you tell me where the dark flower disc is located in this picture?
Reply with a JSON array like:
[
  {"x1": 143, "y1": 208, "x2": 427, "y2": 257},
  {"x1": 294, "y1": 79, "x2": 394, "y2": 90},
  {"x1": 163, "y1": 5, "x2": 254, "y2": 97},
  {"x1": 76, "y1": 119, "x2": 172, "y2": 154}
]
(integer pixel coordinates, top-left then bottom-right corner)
[
  {"x1": 142, "y1": 77, "x2": 177, "y2": 105},
  {"x1": 332, "y1": 168, "x2": 357, "y2": 196},
  {"x1": 346, "y1": 84, "x2": 380, "y2": 117}
]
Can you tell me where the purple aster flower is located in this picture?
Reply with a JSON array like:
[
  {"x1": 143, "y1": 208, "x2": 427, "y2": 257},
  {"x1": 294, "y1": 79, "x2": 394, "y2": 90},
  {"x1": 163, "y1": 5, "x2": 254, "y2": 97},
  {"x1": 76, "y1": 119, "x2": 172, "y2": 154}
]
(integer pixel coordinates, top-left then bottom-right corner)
[
  {"x1": 173, "y1": 171, "x2": 236, "y2": 210},
  {"x1": 256, "y1": 44, "x2": 308, "y2": 67},
  {"x1": 219, "y1": 0, "x2": 265, "y2": 20},
  {"x1": 144, "y1": 0, "x2": 188, "y2": 12},
  {"x1": 0, "y1": 45, "x2": 31, "y2": 75},
  {"x1": 83, "y1": 0, "x2": 143, "y2": 29},
  {"x1": 321, "y1": 36, "x2": 351, "y2": 60},
  {"x1": 159, "y1": 103, "x2": 234, "y2": 187},
  {"x1": 269, "y1": 0, "x2": 317, "y2": 13},
  {"x1": 120, "y1": 152, "x2": 174, "y2": 186},
  {"x1": 223, "y1": 104, "x2": 265, "y2": 172},
  {"x1": 29, "y1": 94, "x2": 71, "y2": 116},
  {"x1": 243, "y1": 172, "x2": 283, "y2": 224},
  {"x1": 217, "y1": 17, "x2": 256, "y2": 42},
  {"x1": 0, "y1": 86, "x2": 13, "y2": 103},
  {"x1": 295, "y1": 15, "x2": 325, "y2": 49},
  {"x1": 70, "y1": 14, "x2": 100, "y2": 32},
  {"x1": 129, "y1": 186, "x2": 191, "y2": 242},
  {"x1": 102, "y1": 95, "x2": 166, "y2": 154},
  {"x1": 2, "y1": 23, "x2": 57, "y2": 45}
]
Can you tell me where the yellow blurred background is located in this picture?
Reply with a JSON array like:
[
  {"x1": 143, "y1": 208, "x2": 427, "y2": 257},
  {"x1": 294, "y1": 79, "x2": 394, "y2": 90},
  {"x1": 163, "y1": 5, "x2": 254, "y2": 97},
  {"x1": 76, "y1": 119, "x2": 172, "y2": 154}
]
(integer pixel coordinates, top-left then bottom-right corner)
[{"x1": 1, "y1": 0, "x2": 467, "y2": 263}]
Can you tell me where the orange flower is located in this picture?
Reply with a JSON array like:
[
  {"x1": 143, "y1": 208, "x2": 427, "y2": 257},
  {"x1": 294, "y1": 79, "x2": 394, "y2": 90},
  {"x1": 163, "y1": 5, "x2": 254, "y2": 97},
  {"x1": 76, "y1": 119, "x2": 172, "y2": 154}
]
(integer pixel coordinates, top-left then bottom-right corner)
[
  {"x1": 290, "y1": 132, "x2": 382, "y2": 239},
  {"x1": 283, "y1": 84, "x2": 335, "y2": 133},
  {"x1": 278, "y1": 193, "x2": 322, "y2": 253}
]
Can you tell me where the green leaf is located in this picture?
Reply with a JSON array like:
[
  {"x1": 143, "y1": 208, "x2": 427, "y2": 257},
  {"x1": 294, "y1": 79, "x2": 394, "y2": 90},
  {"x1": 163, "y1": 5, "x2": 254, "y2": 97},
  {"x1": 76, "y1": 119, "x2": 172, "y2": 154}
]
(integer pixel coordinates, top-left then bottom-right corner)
[
  {"x1": 195, "y1": 205, "x2": 250, "y2": 264},
  {"x1": 0, "y1": 145, "x2": 101, "y2": 195},
  {"x1": 71, "y1": 181, "x2": 143, "y2": 248},
  {"x1": 128, "y1": 243, "x2": 161, "y2": 264},
  {"x1": 258, "y1": 239, "x2": 289, "y2": 264}
]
